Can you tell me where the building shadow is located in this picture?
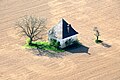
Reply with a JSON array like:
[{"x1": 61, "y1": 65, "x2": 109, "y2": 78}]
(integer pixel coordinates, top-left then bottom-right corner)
[
  {"x1": 32, "y1": 43, "x2": 90, "y2": 58},
  {"x1": 63, "y1": 44, "x2": 90, "y2": 55}
]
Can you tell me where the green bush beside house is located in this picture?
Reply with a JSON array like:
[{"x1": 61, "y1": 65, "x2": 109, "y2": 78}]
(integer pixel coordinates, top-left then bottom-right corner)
[{"x1": 23, "y1": 38, "x2": 64, "y2": 53}]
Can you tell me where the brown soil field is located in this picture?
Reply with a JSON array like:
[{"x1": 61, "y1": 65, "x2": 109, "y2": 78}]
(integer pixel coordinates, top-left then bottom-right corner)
[{"x1": 0, "y1": 0, "x2": 120, "y2": 80}]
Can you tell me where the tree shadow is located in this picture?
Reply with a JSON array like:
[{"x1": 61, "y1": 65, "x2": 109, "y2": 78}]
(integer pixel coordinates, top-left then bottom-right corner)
[
  {"x1": 63, "y1": 43, "x2": 90, "y2": 55},
  {"x1": 33, "y1": 48, "x2": 65, "y2": 58},
  {"x1": 101, "y1": 42, "x2": 111, "y2": 48}
]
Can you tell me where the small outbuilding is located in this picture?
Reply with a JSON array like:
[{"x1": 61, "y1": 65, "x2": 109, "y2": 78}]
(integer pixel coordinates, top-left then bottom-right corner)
[{"x1": 48, "y1": 19, "x2": 78, "y2": 48}]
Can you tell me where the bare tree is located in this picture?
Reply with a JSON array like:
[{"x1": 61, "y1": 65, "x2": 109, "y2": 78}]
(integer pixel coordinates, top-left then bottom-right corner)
[
  {"x1": 93, "y1": 27, "x2": 100, "y2": 41},
  {"x1": 16, "y1": 16, "x2": 47, "y2": 45},
  {"x1": 93, "y1": 27, "x2": 102, "y2": 43}
]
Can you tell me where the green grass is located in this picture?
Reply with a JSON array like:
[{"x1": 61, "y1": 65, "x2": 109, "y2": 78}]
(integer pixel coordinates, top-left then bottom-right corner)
[{"x1": 23, "y1": 38, "x2": 64, "y2": 52}]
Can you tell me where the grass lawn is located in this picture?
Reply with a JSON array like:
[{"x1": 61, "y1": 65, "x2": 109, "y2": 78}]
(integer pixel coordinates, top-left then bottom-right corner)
[{"x1": 23, "y1": 39, "x2": 64, "y2": 52}]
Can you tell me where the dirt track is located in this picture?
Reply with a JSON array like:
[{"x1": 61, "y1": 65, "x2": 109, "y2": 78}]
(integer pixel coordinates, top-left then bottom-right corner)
[{"x1": 0, "y1": 0, "x2": 120, "y2": 80}]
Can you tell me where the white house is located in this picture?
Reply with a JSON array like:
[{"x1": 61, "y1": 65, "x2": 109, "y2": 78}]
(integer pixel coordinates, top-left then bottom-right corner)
[{"x1": 48, "y1": 19, "x2": 78, "y2": 48}]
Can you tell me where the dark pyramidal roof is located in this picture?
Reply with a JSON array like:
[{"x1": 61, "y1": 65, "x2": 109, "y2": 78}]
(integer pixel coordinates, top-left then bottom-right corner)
[
  {"x1": 49, "y1": 19, "x2": 78, "y2": 39},
  {"x1": 62, "y1": 19, "x2": 78, "y2": 39}
]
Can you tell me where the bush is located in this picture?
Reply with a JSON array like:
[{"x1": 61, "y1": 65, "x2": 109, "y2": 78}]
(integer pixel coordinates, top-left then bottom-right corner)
[
  {"x1": 23, "y1": 39, "x2": 64, "y2": 52},
  {"x1": 50, "y1": 38, "x2": 60, "y2": 48},
  {"x1": 95, "y1": 40, "x2": 103, "y2": 44},
  {"x1": 65, "y1": 38, "x2": 80, "y2": 47},
  {"x1": 73, "y1": 39, "x2": 81, "y2": 45}
]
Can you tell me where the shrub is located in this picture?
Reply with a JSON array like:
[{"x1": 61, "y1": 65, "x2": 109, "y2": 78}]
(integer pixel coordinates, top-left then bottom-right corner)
[
  {"x1": 95, "y1": 40, "x2": 103, "y2": 44},
  {"x1": 50, "y1": 38, "x2": 60, "y2": 48},
  {"x1": 24, "y1": 39, "x2": 64, "y2": 52},
  {"x1": 73, "y1": 39, "x2": 81, "y2": 44}
]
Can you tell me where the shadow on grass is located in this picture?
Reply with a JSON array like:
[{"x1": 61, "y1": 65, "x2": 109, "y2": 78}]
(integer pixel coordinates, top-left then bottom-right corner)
[{"x1": 63, "y1": 43, "x2": 90, "y2": 55}]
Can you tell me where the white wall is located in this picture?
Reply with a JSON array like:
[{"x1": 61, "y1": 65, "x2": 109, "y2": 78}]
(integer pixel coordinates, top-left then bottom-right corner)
[{"x1": 57, "y1": 35, "x2": 77, "y2": 48}]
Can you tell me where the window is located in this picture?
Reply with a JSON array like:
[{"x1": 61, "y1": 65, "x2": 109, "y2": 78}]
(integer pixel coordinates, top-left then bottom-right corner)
[{"x1": 67, "y1": 24, "x2": 70, "y2": 33}]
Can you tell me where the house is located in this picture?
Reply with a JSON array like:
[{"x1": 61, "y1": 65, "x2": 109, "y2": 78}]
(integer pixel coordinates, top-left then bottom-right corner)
[{"x1": 48, "y1": 19, "x2": 78, "y2": 48}]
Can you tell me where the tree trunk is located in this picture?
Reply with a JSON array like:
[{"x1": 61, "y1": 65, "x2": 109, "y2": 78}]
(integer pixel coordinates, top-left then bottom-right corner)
[
  {"x1": 29, "y1": 37, "x2": 33, "y2": 46},
  {"x1": 97, "y1": 36, "x2": 99, "y2": 40}
]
